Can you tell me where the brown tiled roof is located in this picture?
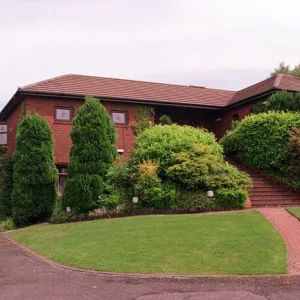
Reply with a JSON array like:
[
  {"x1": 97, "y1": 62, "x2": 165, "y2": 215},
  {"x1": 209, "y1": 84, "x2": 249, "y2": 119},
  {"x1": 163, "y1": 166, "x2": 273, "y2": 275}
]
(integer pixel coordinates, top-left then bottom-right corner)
[
  {"x1": 229, "y1": 74, "x2": 300, "y2": 105},
  {"x1": 20, "y1": 74, "x2": 235, "y2": 107}
]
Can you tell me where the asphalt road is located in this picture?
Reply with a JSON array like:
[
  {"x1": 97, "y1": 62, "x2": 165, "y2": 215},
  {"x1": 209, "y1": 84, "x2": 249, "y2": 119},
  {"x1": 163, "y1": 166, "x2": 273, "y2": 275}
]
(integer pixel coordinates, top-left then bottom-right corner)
[{"x1": 1, "y1": 235, "x2": 300, "y2": 300}]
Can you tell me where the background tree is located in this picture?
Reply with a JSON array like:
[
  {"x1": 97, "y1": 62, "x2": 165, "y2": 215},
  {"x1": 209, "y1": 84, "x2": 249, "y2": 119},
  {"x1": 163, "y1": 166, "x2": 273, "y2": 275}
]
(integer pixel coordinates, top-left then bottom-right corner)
[
  {"x1": 62, "y1": 96, "x2": 117, "y2": 214},
  {"x1": 158, "y1": 114, "x2": 173, "y2": 125},
  {"x1": 12, "y1": 114, "x2": 58, "y2": 226},
  {"x1": 252, "y1": 91, "x2": 300, "y2": 114},
  {"x1": 271, "y1": 62, "x2": 300, "y2": 77}
]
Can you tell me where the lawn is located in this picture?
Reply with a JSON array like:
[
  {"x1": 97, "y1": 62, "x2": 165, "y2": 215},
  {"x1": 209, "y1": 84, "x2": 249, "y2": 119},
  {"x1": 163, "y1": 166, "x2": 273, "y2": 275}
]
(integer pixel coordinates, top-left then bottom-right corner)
[
  {"x1": 286, "y1": 207, "x2": 300, "y2": 220},
  {"x1": 8, "y1": 211, "x2": 286, "y2": 275}
]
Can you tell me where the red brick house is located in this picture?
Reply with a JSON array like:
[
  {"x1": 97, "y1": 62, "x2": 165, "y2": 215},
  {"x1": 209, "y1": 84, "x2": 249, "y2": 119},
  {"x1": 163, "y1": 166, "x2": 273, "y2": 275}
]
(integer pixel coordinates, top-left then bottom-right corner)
[{"x1": 1, "y1": 73, "x2": 300, "y2": 193}]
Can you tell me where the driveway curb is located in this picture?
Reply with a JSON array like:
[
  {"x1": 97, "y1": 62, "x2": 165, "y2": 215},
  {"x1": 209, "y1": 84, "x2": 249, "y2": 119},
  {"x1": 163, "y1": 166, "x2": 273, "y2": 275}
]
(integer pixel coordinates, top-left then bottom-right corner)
[{"x1": 1, "y1": 233, "x2": 295, "y2": 280}]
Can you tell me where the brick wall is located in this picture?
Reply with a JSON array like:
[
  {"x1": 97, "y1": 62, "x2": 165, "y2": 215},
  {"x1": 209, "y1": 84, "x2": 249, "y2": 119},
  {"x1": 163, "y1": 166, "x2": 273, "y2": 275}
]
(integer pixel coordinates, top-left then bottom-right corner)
[
  {"x1": 24, "y1": 96, "x2": 154, "y2": 164},
  {"x1": 215, "y1": 98, "x2": 267, "y2": 138},
  {"x1": 6, "y1": 103, "x2": 22, "y2": 157}
]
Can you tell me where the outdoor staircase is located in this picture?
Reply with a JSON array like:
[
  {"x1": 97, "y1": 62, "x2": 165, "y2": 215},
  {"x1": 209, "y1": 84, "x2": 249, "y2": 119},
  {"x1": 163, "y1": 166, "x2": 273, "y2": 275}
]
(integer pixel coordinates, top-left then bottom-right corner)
[{"x1": 226, "y1": 156, "x2": 300, "y2": 208}]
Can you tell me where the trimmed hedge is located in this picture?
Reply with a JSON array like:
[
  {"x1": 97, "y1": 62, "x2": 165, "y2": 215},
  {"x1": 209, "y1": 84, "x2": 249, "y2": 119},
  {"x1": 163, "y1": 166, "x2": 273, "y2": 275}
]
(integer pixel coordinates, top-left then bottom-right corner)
[
  {"x1": 215, "y1": 188, "x2": 247, "y2": 209},
  {"x1": 220, "y1": 112, "x2": 300, "y2": 172}
]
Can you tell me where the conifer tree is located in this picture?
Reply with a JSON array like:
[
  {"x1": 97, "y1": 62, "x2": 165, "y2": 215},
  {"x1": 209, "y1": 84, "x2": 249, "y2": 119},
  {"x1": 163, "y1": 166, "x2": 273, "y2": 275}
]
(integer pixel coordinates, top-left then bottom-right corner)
[
  {"x1": 12, "y1": 114, "x2": 58, "y2": 226},
  {"x1": 62, "y1": 96, "x2": 117, "y2": 214}
]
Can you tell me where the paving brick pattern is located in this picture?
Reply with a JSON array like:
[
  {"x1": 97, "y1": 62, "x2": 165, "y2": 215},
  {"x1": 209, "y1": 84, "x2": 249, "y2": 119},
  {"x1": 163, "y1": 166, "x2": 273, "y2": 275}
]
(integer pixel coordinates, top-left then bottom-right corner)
[{"x1": 259, "y1": 208, "x2": 300, "y2": 275}]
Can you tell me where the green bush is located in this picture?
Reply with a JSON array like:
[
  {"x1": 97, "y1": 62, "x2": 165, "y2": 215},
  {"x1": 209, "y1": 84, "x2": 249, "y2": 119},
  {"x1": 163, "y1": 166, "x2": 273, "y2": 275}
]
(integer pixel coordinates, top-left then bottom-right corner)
[
  {"x1": 0, "y1": 217, "x2": 15, "y2": 231},
  {"x1": 287, "y1": 127, "x2": 300, "y2": 180},
  {"x1": 159, "y1": 114, "x2": 173, "y2": 125},
  {"x1": 131, "y1": 124, "x2": 222, "y2": 175},
  {"x1": 131, "y1": 106, "x2": 152, "y2": 136},
  {"x1": 12, "y1": 114, "x2": 58, "y2": 226},
  {"x1": 215, "y1": 188, "x2": 247, "y2": 209},
  {"x1": 171, "y1": 190, "x2": 216, "y2": 212},
  {"x1": 167, "y1": 145, "x2": 250, "y2": 190},
  {"x1": 49, "y1": 199, "x2": 70, "y2": 224},
  {"x1": 252, "y1": 91, "x2": 300, "y2": 114},
  {"x1": 62, "y1": 174, "x2": 104, "y2": 214},
  {"x1": 62, "y1": 96, "x2": 117, "y2": 214},
  {"x1": 0, "y1": 156, "x2": 13, "y2": 217},
  {"x1": 220, "y1": 112, "x2": 300, "y2": 172},
  {"x1": 134, "y1": 175, "x2": 163, "y2": 209}
]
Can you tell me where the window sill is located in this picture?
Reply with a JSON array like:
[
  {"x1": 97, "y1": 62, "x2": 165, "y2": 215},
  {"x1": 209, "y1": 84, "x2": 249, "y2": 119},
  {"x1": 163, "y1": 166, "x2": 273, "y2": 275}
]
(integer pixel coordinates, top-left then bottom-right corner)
[
  {"x1": 114, "y1": 124, "x2": 129, "y2": 128},
  {"x1": 54, "y1": 120, "x2": 72, "y2": 125}
]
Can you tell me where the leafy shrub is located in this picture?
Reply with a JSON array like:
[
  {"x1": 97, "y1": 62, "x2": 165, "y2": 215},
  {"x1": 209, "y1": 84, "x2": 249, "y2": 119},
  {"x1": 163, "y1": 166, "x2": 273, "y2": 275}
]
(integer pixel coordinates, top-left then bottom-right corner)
[
  {"x1": 139, "y1": 160, "x2": 160, "y2": 179},
  {"x1": 62, "y1": 96, "x2": 117, "y2": 214},
  {"x1": 12, "y1": 114, "x2": 58, "y2": 226},
  {"x1": 252, "y1": 91, "x2": 300, "y2": 114},
  {"x1": 287, "y1": 127, "x2": 300, "y2": 180},
  {"x1": 106, "y1": 161, "x2": 137, "y2": 189},
  {"x1": 215, "y1": 188, "x2": 247, "y2": 209},
  {"x1": 0, "y1": 217, "x2": 15, "y2": 231},
  {"x1": 167, "y1": 145, "x2": 250, "y2": 190},
  {"x1": 171, "y1": 190, "x2": 216, "y2": 212},
  {"x1": 131, "y1": 106, "x2": 152, "y2": 136},
  {"x1": 0, "y1": 156, "x2": 13, "y2": 217},
  {"x1": 134, "y1": 174, "x2": 163, "y2": 209},
  {"x1": 131, "y1": 124, "x2": 222, "y2": 175},
  {"x1": 49, "y1": 200, "x2": 70, "y2": 224},
  {"x1": 62, "y1": 174, "x2": 104, "y2": 214},
  {"x1": 159, "y1": 114, "x2": 173, "y2": 125},
  {"x1": 220, "y1": 112, "x2": 300, "y2": 172}
]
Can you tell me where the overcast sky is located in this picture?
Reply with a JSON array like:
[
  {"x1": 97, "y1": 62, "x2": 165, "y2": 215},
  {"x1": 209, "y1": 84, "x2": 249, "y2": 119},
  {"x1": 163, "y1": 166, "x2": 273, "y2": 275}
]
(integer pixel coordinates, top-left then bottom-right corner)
[{"x1": 1, "y1": 0, "x2": 300, "y2": 109}]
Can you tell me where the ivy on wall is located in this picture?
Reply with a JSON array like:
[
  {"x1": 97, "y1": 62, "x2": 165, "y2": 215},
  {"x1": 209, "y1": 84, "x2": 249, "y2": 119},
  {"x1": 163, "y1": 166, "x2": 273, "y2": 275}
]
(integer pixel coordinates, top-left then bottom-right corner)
[{"x1": 131, "y1": 106, "x2": 152, "y2": 136}]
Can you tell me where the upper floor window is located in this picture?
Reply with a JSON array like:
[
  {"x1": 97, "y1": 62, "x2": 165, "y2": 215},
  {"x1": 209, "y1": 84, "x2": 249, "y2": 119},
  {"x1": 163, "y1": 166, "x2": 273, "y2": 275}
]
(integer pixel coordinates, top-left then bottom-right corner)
[
  {"x1": 55, "y1": 106, "x2": 73, "y2": 121},
  {"x1": 0, "y1": 123, "x2": 7, "y2": 145},
  {"x1": 111, "y1": 110, "x2": 127, "y2": 125}
]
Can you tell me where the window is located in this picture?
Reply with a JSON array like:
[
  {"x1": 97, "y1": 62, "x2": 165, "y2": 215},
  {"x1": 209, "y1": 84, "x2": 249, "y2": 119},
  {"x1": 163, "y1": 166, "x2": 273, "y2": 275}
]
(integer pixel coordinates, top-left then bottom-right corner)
[
  {"x1": 55, "y1": 107, "x2": 72, "y2": 121},
  {"x1": 57, "y1": 165, "x2": 68, "y2": 197},
  {"x1": 111, "y1": 110, "x2": 127, "y2": 125},
  {"x1": 0, "y1": 123, "x2": 7, "y2": 145}
]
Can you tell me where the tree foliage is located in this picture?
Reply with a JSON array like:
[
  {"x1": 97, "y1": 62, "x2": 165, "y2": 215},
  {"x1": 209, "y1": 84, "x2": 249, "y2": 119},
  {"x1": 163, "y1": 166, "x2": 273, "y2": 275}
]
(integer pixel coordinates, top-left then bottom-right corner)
[
  {"x1": 62, "y1": 96, "x2": 117, "y2": 214},
  {"x1": 12, "y1": 114, "x2": 58, "y2": 226},
  {"x1": 158, "y1": 114, "x2": 173, "y2": 125},
  {"x1": 271, "y1": 62, "x2": 300, "y2": 77},
  {"x1": 252, "y1": 91, "x2": 300, "y2": 114}
]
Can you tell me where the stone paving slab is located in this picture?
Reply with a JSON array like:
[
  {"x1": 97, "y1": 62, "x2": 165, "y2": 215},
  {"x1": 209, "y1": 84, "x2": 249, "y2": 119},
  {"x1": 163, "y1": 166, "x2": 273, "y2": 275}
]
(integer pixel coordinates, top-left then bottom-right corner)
[{"x1": 258, "y1": 208, "x2": 300, "y2": 275}]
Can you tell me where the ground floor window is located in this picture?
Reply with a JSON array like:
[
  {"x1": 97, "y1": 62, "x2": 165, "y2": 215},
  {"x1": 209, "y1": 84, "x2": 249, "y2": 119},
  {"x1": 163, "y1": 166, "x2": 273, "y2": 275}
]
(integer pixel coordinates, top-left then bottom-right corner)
[{"x1": 57, "y1": 165, "x2": 68, "y2": 196}]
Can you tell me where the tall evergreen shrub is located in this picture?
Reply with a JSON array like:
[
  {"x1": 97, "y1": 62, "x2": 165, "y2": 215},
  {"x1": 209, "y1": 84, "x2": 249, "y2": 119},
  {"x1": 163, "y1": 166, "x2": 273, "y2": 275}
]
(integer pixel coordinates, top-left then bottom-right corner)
[
  {"x1": 0, "y1": 156, "x2": 13, "y2": 217},
  {"x1": 62, "y1": 96, "x2": 117, "y2": 214},
  {"x1": 12, "y1": 114, "x2": 58, "y2": 226}
]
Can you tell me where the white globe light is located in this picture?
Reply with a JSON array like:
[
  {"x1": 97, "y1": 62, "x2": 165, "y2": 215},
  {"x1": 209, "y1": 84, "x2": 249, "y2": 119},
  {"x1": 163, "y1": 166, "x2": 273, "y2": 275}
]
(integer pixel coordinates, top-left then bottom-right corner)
[
  {"x1": 132, "y1": 197, "x2": 139, "y2": 204},
  {"x1": 207, "y1": 191, "x2": 214, "y2": 198}
]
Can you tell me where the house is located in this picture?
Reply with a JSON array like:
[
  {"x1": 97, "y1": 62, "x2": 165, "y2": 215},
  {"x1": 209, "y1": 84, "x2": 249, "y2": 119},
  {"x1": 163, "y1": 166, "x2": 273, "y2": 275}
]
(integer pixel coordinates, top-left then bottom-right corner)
[{"x1": 1, "y1": 73, "x2": 300, "y2": 193}]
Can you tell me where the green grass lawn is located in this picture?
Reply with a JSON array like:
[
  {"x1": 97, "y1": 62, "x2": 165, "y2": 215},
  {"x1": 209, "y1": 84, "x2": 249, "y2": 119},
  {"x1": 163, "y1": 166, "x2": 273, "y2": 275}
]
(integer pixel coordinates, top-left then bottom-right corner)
[
  {"x1": 286, "y1": 207, "x2": 300, "y2": 220},
  {"x1": 8, "y1": 211, "x2": 286, "y2": 275}
]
